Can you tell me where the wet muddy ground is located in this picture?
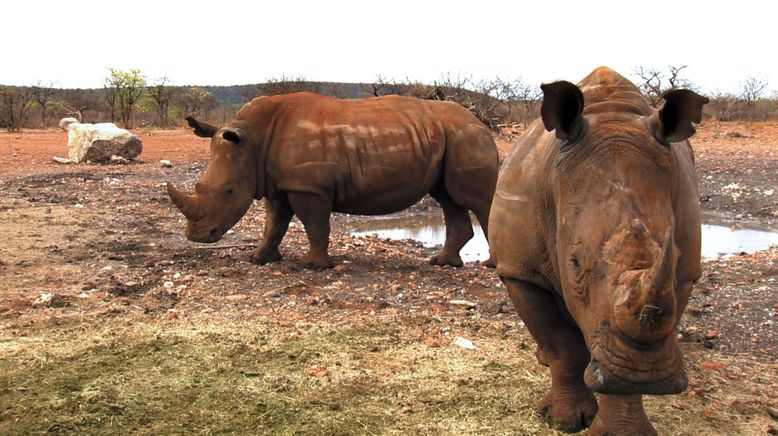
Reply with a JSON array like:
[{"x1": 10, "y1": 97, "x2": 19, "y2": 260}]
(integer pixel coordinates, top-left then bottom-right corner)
[{"x1": 0, "y1": 122, "x2": 776, "y2": 434}]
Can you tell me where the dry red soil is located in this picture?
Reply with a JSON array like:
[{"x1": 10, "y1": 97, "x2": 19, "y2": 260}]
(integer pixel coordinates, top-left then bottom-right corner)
[{"x1": 0, "y1": 121, "x2": 776, "y2": 434}]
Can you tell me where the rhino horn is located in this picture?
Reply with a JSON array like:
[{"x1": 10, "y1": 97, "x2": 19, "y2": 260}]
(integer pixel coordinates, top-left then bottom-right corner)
[
  {"x1": 613, "y1": 227, "x2": 677, "y2": 342},
  {"x1": 167, "y1": 182, "x2": 200, "y2": 220},
  {"x1": 647, "y1": 227, "x2": 676, "y2": 304}
]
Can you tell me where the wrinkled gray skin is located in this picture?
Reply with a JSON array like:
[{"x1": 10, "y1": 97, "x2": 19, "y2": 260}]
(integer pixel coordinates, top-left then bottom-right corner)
[{"x1": 489, "y1": 67, "x2": 708, "y2": 435}]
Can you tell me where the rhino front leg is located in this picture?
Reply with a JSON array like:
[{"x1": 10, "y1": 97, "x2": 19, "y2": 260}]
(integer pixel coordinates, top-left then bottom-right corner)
[
  {"x1": 251, "y1": 199, "x2": 294, "y2": 265},
  {"x1": 502, "y1": 277, "x2": 598, "y2": 433},
  {"x1": 287, "y1": 192, "x2": 334, "y2": 269},
  {"x1": 588, "y1": 394, "x2": 656, "y2": 436},
  {"x1": 429, "y1": 187, "x2": 473, "y2": 267}
]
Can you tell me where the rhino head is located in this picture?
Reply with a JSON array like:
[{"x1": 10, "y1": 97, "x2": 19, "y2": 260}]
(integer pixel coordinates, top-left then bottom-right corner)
[
  {"x1": 167, "y1": 117, "x2": 257, "y2": 243},
  {"x1": 540, "y1": 80, "x2": 708, "y2": 395}
]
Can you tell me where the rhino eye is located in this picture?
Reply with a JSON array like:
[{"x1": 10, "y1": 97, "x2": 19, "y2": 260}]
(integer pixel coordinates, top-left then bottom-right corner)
[
  {"x1": 568, "y1": 255, "x2": 580, "y2": 270},
  {"x1": 225, "y1": 187, "x2": 234, "y2": 196}
]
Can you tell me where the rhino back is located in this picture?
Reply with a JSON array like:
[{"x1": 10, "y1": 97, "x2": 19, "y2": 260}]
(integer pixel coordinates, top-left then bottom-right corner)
[{"x1": 258, "y1": 94, "x2": 451, "y2": 214}]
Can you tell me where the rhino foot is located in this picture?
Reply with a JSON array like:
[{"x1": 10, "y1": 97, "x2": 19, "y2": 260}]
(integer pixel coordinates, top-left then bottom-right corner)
[
  {"x1": 300, "y1": 253, "x2": 334, "y2": 269},
  {"x1": 429, "y1": 254, "x2": 464, "y2": 268},
  {"x1": 537, "y1": 388, "x2": 597, "y2": 433},
  {"x1": 588, "y1": 394, "x2": 656, "y2": 436},
  {"x1": 250, "y1": 247, "x2": 283, "y2": 265}
]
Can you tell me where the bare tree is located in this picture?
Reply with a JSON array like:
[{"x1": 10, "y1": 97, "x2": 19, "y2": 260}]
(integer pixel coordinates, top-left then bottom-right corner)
[
  {"x1": 259, "y1": 75, "x2": 321, "y2": 96},
  {"x1": 634, "y1": 65, "x2": 694, "y2": 107},
  {"x1": 62, "y1": 89, "x2": 100, "y2": 122},
  {"x1": 31, "y1": 81, "x2": 57, "y2": 127},
  {"x1": 363, "y1": 75, "x2": 407, "y2": 97},
  {"x1": 504, "y1": 80, "x2": 541, "y2": 127},
  {"x1": 149, "y1": 77, "x2": 176, "y2": 128},
  {"x1": 0, "y1": 86, "x2": 36, "y2": 132},
  {"x1": 179, "y1": 87, "x2": 217, "y2": 121},
  {"x1": 740, "y1": 76, "x2": 769, "y2": 120}
]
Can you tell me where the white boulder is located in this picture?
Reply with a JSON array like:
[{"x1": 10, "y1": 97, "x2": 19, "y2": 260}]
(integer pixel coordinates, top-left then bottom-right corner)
[{"x1": 60, "y1": 118, "x2": 142, "y2": 163}]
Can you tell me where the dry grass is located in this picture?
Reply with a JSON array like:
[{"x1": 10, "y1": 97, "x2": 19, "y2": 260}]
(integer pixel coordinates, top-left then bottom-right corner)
[{"x1": 1, "y1": 313, "x2": 774, "y2": 435}]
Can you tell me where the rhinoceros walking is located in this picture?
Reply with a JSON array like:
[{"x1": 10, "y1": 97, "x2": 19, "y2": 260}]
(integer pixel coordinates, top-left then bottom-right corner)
[
  {"x1": 489, "y1": 67, "x2": 708, "y2": 435},
  {"x1": 168, "y1": 93, "x2": 499, "y2": 269}
]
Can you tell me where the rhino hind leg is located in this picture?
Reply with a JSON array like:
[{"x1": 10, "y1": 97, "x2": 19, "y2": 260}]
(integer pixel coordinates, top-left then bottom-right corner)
[
  {"x1": 437, "y1": 166, "x2": 496, "y2": 267},
  {"x1": 288, "y1": 192, "x2": 334, "y2": 269},
  {"x1": 429, "y1": 187, "x2": 473, "y2": 267},
  {"x1": 251, "y1": 199, "x2": 294, "y2": 265},
  {"x1": 502, "y1": 278, "x2": 598, "y2": 432}
]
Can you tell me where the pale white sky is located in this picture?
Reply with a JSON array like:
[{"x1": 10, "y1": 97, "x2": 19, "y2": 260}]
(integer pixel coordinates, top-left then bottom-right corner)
[{"x1": 2, "y1": 0, "x2": 774, "y2": 95}]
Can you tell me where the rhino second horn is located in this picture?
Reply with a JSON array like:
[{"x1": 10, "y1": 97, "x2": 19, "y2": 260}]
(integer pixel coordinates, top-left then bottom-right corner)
[{"x1": 167, "y1": 182, "x2": 200, "y2": 220}]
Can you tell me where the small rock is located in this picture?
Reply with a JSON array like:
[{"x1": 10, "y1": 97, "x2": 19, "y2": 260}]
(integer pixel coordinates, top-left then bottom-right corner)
[
  {"x1": 307, "y1": 365, "x2": 329, "y2": 377},
  {"x1": 52, "y1": 156, "x2": 72, "y2": 164},
  {"x1": 394, "y1": 406, "x2": 413, "y2": 417},
  {"x1": 423, "y1": 337, "x2": 443, "y2": 348},
  {"x1": 454, "y1": 336, "x2": 476, "y2": 350},
  {"x1": 705, "y1": 330, "x2": 719, "y2": 340},
  {"x1": 110, "y1": 155, "x2": 129, "y2": 164},
  {"x1": 700, "y1": 361, "x2": 724, "y2": 371},
  {"x1": 160, "y1": 159, "x2": 173, "y2": 168},
  {"x1": 449, "y1": 299, "x2": 477, "y2": 308}
]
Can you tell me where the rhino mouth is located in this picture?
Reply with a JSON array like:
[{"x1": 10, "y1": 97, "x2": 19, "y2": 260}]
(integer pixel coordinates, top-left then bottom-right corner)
[
  {"x1": 185, "y1": 225, "x2": 224, "y2": 243},
  {"x1": 584, "y1": 330, "x2": 687, "y2": 395}
]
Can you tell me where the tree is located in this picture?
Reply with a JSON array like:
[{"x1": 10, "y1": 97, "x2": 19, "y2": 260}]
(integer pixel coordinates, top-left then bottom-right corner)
[
  {"x1": 634, "y1": 65, "x2": 694, "y2": 107},
  {"x1": 363, "y1": 75, "x2": 407, "y2": 97},
  {"x1": 179, "y1": 87, "x2": 217, "y2": 121},
  {"x1": 149, "y1": 77, "x2": 176, "y2": 128},
  {"x1": 105, "y1": 68, "x2": 146, "y2": 128},
  {"x1": 62, "y1": 89, "x2": 101, "y2": 122},
  {"x1": 0, "y1": 86, "x2": 36, "y2": 132},
  {"x1": 259, "y1": 75, "x2": 321, "y2": 96},
  {"x1": 32, "y1": 81, "x2": 57, "y2": 127},
  {"x1": 740, "y1": 76, "x2": 769, "y2": 120}
]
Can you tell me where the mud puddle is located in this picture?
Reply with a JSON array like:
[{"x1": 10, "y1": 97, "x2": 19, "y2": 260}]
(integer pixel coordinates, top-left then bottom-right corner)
[{"x1": 349, "y1": 213, "x2": 778, "y2": 261}]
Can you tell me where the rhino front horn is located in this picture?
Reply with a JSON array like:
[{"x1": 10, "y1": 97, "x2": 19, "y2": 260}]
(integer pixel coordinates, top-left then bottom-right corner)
[
  {"x1": 612, "y1": 226, "x2": 677, "y2": 343},
  {"x1": 167, "y1": 182, "x2": 200, "y2": 220}
]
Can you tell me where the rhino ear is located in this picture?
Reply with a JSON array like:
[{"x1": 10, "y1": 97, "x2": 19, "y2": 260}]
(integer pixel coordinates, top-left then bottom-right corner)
[
  {"x1": 222, "y1": 128, "x2": 242, "y2": 145},
  {"x1": 540, "y1": 81, "x2": 585, "y2": 141},
  {"x1": 647, "y1": 89, "x2": 709, "y2": 144},
  {"x1": 186, "y1": 116, "x2": 219, "y2": 138}
]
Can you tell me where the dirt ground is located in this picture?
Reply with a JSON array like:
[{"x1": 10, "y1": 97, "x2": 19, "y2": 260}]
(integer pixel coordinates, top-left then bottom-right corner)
[{"x1": 0, "y1": 122, "x2": 776, "y2": 435}]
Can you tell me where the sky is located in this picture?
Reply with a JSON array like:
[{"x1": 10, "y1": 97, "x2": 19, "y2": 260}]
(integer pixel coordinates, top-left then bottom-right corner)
[{"x1": 2, "y1": 0, "x2": 774, "y2": 95}]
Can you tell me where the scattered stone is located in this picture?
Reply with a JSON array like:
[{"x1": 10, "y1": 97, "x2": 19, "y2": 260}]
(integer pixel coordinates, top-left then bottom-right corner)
[
  {"x1": 52, "y1": 156, "x2": 72, "y2": 164},
  {"x1": 33, "y1": 292, "x2": 70, "y2": 308},
  {"x1": 705, "y1": 330, "x2": 719, "y2": 339},
  {"x1": 307, "y1": 365, "x2": 329, "y2": 377},
  {"x1": 454, "y1": 336, "x2": 476, "y2": 350},
  {"x1": 423, "y1": 337, "x2": 443, "y2": 348},
  {"x1": 449, "y1": 299, "x2": 477, "y2": 308},
  {"x1": 110, "y1": 155, "x2": 130, "y2": 164},
  {"x1": 160, "y1": 159, "x2": 173, "y2": 168},
  {"x1": 700, "y1": 361, "x2": 725, "y2": 371},
  {"x1": 394, "y1": 406, "x2": 413, "y2": 417}
]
